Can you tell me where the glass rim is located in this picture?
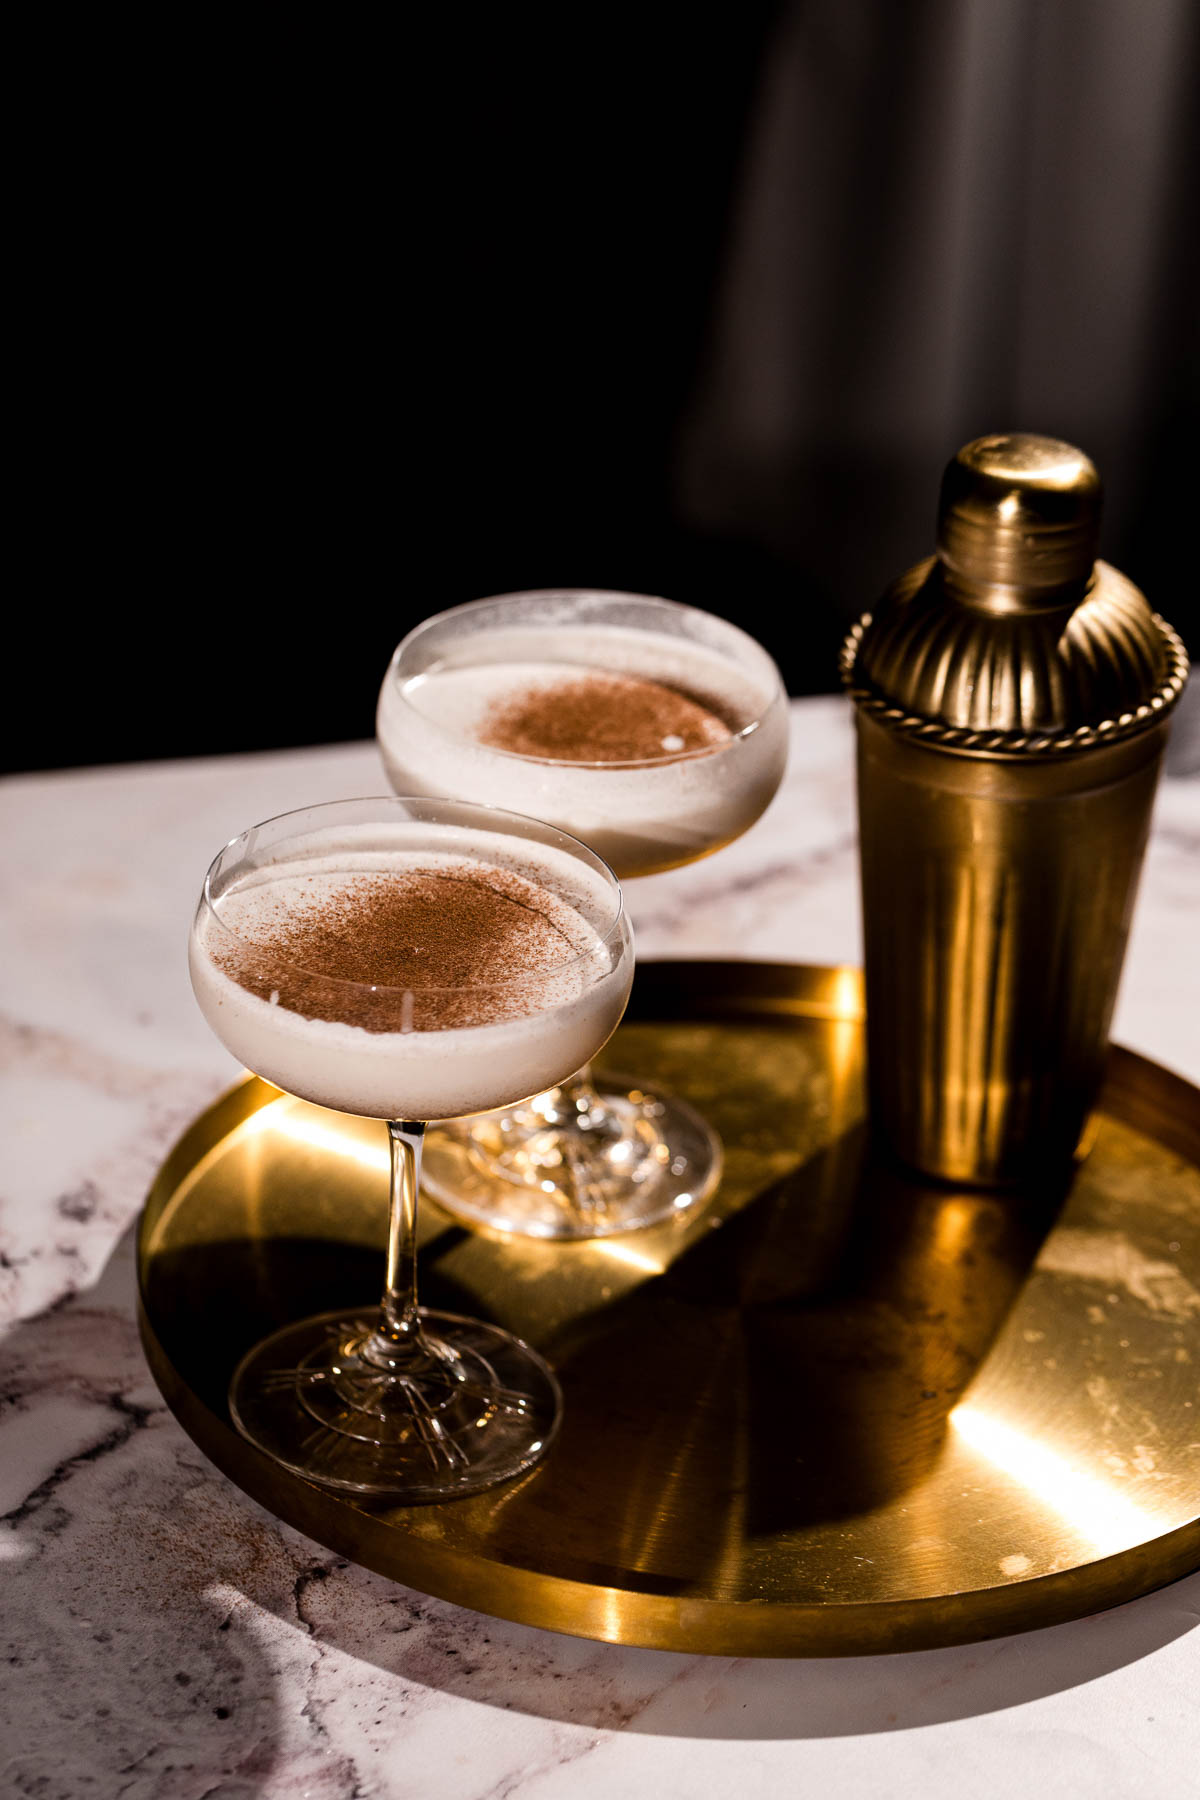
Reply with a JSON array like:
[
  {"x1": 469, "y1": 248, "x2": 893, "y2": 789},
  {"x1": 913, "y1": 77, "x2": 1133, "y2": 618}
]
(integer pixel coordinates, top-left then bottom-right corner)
[
  {"x1": 197, "y1": 795, "x2": 627, "y2": 997},
  {"x1": 385, "y1": 588, "x2": 787, "y2": 771}
]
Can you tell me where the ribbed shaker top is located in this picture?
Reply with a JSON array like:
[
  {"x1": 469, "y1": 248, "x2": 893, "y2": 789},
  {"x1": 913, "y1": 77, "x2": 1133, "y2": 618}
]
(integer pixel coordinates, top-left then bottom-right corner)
[{"x1": 841, "y1": 434, "x2": 1188, "y2": 752}]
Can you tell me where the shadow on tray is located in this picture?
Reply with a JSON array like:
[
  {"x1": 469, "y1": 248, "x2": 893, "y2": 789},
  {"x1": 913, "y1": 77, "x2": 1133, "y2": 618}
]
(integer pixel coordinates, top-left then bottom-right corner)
[
  {"x1": 130, "y1": 1135, "x2": 1200, "y2": 1740},
  {"x1": 538, "y1": 1121, "x2": 1070, "y2": 1559},
  {"x1": 146, "y1": 1119, "x2": 1070, "y2": 1579}
]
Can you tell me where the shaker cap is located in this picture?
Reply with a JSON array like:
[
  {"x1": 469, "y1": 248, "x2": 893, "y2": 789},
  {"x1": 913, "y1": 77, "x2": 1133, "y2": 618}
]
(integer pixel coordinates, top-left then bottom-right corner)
[
  {"x1": 840, "y1": 433, "x2": 1188, "y2": 755},
  {"x1": 937, "y1": 434, "x2": 1101, "y2": 609}
]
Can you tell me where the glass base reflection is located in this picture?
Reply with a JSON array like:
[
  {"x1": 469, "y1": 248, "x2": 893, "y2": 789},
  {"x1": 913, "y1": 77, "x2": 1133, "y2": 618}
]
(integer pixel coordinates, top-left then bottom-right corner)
[
  {"x1": 420, "y1": 1069, "x2": 722, "y2": 1239},
  {"x1": 228, "y1": 1307, "x2": 561, "y2": 1500}
]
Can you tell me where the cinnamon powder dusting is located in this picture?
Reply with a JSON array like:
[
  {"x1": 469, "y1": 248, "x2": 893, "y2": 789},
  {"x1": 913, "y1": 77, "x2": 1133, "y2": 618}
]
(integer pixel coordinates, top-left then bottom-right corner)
[
  {"x1": 479, "y1": 671, "x2": 738, "y2": 762},
  {"x1": 215, "y1": 865, "x2": 593, "y2": 1032}
]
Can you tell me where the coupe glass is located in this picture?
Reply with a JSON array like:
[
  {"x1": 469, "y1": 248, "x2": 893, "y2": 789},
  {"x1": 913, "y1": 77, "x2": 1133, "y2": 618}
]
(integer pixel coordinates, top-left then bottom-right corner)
[
  {"x1": 188, "y1": 796, "x2": 632, "y2": 1498},
  {"x1": 377, "y1": 590, "x2": 788, "y2": 1238}
]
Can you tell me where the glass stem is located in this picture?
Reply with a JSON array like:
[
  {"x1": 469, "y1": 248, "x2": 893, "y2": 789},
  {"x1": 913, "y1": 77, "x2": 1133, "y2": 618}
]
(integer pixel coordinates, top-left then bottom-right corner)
[
  {"x1": 365, "y1": 1119, "x2": 427, "y2": 1365},
  {"x1": 566, "y1": 1062, "x2": 607, "y2": 1121}
]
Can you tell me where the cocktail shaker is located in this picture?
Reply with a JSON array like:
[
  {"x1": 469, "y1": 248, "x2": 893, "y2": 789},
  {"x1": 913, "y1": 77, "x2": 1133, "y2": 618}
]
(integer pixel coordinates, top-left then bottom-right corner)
[{"x1": 841, "y1": 434, "x2": 1189, "y2": 1186}]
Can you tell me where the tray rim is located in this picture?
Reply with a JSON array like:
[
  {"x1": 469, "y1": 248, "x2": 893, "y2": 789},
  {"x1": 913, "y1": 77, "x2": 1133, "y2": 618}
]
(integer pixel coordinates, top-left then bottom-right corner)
[{"x1": 139, "y1": 959, "x2": 1200, "y2": 1657}]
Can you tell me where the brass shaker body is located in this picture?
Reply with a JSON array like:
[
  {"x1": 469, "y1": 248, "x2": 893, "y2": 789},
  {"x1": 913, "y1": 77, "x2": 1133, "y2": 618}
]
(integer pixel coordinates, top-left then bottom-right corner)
[
  {"x1": 843, "y1": 436, "x2": 1188, "y2": 1186},
  {"x1": 856, "y1": 714, "x2": 1168, "y2": 1183}
]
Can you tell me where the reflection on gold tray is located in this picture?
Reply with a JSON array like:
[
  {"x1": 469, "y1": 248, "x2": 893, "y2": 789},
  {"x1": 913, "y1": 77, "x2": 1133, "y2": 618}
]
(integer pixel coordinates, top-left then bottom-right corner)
[{"x1": 138, "y1": 962, "x2": 1200, "y2": 1656}]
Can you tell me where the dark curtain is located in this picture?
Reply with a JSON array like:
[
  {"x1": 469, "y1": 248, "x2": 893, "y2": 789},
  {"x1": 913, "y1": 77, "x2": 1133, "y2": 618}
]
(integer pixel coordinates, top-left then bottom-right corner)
[
  {"x1": 679, "y1": 0, "x2": 1199, "y2": 655},
  {"x1": 10, "y1": 3, "x2": 1196, "y2": 771}
]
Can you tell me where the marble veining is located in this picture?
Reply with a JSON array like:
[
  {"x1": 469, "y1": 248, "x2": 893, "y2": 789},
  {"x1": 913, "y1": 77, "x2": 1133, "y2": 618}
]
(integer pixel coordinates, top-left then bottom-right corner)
[{"x1": 1, "y1": 699, "x2": 1197, "y2": 1799}]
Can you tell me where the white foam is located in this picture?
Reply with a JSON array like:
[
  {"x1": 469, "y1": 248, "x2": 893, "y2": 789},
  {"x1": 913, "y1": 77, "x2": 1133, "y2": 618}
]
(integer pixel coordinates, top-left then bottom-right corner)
[
  {"x1": 377, "y1": 624, "x2": 789, "y2": 878},
  {"x1": 190, "y1": 828, "x2": 631, "y2": 1121}
]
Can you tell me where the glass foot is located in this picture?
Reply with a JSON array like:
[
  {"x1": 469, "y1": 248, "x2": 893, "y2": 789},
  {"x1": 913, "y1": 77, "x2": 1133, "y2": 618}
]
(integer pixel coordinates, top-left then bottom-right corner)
[
  {"x1": 420, "y1": 1070, "x2": 722, "y2": 1239},
  {"x1": 228, "y1": 1308, "x2": 561, "y2": 1500}
]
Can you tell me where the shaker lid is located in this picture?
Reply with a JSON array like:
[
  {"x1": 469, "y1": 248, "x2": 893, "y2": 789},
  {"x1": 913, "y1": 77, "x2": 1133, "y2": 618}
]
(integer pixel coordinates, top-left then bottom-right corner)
[{"x1": 840, "y1": 434, "x2": 1188, "y2": 754}]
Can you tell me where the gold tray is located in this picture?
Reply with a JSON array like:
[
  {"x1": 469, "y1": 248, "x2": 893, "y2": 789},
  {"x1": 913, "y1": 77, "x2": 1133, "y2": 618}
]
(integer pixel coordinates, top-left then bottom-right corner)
[{"x1": 139, "y1": 961, "x2": 1200, "y2": 1656}]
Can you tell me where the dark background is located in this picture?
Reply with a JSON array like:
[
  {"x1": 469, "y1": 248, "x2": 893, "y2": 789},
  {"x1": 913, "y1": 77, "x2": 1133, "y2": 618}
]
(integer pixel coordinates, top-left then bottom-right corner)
[{"x1": 12, "y1": 4, "x2": 1198, "y2": 773}]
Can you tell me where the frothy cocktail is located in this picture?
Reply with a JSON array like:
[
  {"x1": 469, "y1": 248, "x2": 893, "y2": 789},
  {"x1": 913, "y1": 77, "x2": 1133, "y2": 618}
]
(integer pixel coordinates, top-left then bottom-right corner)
[
  {"x1": 377, "y1": 594, "x2": 788, "y2": 878},
  {"x1": 373, "y1": 593, "x2": 788, "y2": 1241},
  {"x1": 187, "y1": 797, "x2": 633, "y2": 1501},
  {"x1": 191, "y1": 820, "x2": 629, "y2": 1120}
]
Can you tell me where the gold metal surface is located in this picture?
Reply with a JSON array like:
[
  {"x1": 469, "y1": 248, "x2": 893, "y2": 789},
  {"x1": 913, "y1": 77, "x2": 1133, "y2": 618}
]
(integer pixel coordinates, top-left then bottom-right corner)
[
  {"x1": 842, "y1": 435, "x2": 1187, "y2": 744},
  {"x1": 139, "y1": 962, "x2": 1200, "y2": 1656},
  {"x1": 938, "y1": 432, "x2": 1102, "y2": 606},
  {"x1": 855, "y1": 714, "x2": 1171, "y2": 1185},
  {"x1": 841, "y1": 433, "x2": 1188, "y2": 1185},
  {"x1": 842, "y1": 563, "x2": 1187, "y2": 748}
]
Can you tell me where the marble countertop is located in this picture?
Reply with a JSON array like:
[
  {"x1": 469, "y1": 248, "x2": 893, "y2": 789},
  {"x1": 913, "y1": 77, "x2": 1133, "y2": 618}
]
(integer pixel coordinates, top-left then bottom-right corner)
[{"x1": 2, "y1": 696, "x2": 1197, "y2": 1800}]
